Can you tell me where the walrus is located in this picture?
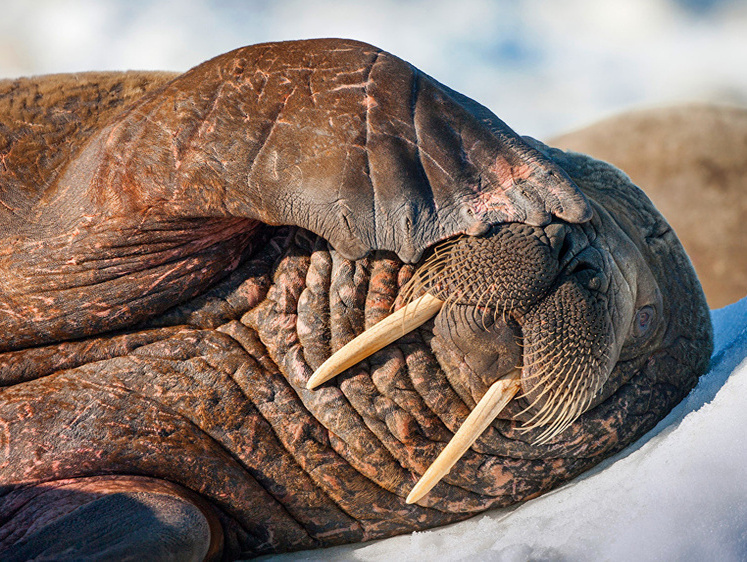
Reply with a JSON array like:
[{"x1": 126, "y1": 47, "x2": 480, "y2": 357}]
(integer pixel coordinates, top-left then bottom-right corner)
[
  {"x1": 551, "y1": 104, "x2": 747, "y2": 309},
  {"x1": 0, "y1": 39, "x2": 712, "y2": 560}
]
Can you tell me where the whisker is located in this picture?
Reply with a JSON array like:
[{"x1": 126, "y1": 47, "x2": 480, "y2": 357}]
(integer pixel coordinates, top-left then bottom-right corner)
[{"x1": 518, "y1": 354, "x2": 585, "y2": 434}]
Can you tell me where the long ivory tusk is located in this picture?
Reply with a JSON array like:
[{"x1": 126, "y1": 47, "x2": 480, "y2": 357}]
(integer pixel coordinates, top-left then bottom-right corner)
[
  {"x1": 406, "y1": 369, "x2": 522, "y2": 504},
  {"x1": 306, "y1": 293, "x2": 444, "y2": 390}
]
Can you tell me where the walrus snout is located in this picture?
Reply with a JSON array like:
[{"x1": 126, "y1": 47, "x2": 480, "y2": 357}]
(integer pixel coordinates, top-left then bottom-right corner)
[
  {"x1": 518, "y1": 278, "x2": 615, "y2": 441},
  {"x1": 400, "y1": 222, "x2": 561, "y2": 313},
  {"x1": 395, "y1": 218, "x2": 623, "y2": 443}
]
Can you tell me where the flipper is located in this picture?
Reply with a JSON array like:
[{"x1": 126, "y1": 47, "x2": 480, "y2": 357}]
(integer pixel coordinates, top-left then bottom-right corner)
[
  {"x1": 43, "y1": 39, "x2": 591, "y2": 264},
  {"x1": 0, "y1": 476, "x2": 222, "y2": 562},
  {"x1": 0, "y1": 38, "x2": 590, "y2": 350}
]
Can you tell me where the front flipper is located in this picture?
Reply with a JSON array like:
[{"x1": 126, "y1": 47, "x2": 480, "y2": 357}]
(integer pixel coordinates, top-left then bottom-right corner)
[
  {"x1": 3, "y1": 39, "x2": 590, "y2": 351},
  {"x1": 0, "y1": 477, "x2": 222, "y2": 562},
  {"x1": 53, "y1": 39, "x2": 590, "y2": 264}
]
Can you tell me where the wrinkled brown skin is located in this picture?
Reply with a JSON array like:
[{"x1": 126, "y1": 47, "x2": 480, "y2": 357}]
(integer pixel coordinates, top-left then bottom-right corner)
[
  {"x1": 551, "y1": 104, "x2": 747, "y2": 309},
  {"x1": 0, "y1": 40, "x2": 712, "y2": 559}
]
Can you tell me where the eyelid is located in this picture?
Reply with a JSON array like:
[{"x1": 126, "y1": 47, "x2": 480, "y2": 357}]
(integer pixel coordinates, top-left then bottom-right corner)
[{"x1": 634, "y1": 305, "x2": 656, "y2": 338}]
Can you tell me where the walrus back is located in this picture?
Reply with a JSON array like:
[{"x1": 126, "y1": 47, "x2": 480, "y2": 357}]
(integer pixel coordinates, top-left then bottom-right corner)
[{"x1": 0, "y1": 70, "x2": 176, "y2": 228}]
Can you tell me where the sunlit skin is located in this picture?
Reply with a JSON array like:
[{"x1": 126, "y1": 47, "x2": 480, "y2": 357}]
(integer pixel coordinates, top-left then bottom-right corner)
[{"x1": 0, "y1": 40, "x2": 711, "y2": 560}]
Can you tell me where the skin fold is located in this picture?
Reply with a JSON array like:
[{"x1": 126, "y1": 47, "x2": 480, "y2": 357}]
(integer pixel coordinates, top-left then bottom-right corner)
[{"x1": 0, "y1": 40, "x2": 712, "y2": 559}]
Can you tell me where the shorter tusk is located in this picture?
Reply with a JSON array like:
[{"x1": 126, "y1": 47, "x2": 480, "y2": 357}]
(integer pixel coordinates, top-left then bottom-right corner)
[
  {"x1": 306, "y1": 293, "x2": 444, "y2": 390},
  {"x1": 406, "y1": 369, "x2": 522, "y2": 504}
]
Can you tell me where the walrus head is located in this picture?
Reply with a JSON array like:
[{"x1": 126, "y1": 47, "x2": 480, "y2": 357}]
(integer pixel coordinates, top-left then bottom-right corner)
[{"x1": 308, "y1": 144, "x2": 712, "y2": 503}]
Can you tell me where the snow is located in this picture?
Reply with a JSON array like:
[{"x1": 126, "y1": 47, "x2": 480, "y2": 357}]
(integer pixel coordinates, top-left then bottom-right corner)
[{"x1": 265, "y1": 297, "x2": 747, "y2": 561}]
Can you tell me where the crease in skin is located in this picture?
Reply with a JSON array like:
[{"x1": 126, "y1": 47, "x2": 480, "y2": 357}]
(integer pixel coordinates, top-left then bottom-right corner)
[
  {"x1": 306, "y1": 293, "x2": 444, "y2": 390},
  {"x1": 306, "y1": 292, "x2": 524, "y2": 503}
]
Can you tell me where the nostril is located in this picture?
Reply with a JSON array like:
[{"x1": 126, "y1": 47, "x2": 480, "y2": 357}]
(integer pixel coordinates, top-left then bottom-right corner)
[
  {"x1": 563, "y1": 249, "x2": 609, "y2": 293},
  {"x1": 574, "y1": 266, "x2": 603, "y2": 291},
  {"x1": 544, "y1": 222, "x2": 573, "y2": 265}
]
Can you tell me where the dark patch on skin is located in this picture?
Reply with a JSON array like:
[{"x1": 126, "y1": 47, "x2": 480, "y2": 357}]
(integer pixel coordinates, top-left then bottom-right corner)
[{"x1": 0, "y1": 40, "x2": 711, "y2": 559}]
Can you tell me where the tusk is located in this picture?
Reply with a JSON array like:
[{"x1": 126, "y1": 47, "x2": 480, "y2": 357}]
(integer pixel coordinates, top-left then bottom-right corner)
[
  {"x1": 306, "y1": 293, "x2": 444, "y2": 390},
  {"x1": 406, "y1": 368, "x2": 522, "y2": 504}
]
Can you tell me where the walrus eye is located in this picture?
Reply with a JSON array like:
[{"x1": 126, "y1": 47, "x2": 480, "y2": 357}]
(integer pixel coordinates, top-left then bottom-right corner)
[{"x1": 634, "y1": 305, "x2": 656, "y2": 338}]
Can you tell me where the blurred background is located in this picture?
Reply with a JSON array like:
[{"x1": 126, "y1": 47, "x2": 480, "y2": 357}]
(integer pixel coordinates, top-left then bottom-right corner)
[{"x1": 1, "y1": 0, "x2": 746, "y2": 138}]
